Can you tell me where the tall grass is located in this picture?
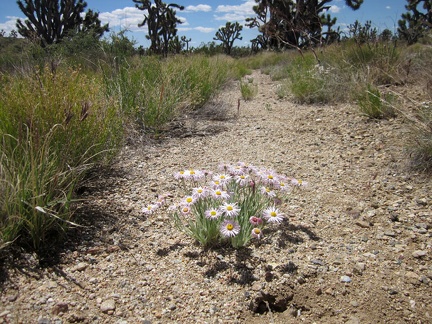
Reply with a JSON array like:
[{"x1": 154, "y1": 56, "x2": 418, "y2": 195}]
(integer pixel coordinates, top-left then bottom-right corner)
[
  {"x1": 103, "y1": 54, "x2": 234, "y2": 131},
  {"x1": 0, "y1": 65, "x2": 123, "y2": 250}
]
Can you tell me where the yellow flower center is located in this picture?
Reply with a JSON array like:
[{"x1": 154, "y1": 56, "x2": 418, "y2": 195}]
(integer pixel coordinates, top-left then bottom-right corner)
[
  {"x1": 227, "y1": 206, "x2": 233, "y2": 211},
  {"x1": 183, "y1": 207, "x2": 189, "y2": 213},
  {"x1": 215, "y1": 190, "x2": 221, "y2": 196},
  {"x1": 211, "y1": 211, "x2": 217, "y2": 216},
  {"x1": 190, "y1": 170, "x2": 195, "y2": 175},
  {"x1": 268, "y1": 175, "x2": 273, "y2": 179},
  {"x1": 253, "y1": 228, "x2": 261, "y2": 234},
  {"x1": 186, "y1": 197, "x2": 193, "y2": 203},
  {"x1": 298, "y1": 179, "x2": 303, "y2": 185},
  {"x1": 226, "y1": 224, "x2": 234, "y2": 231},
  {"x1": 270, "y1": 211, "x2": 277, "y2": 217}
]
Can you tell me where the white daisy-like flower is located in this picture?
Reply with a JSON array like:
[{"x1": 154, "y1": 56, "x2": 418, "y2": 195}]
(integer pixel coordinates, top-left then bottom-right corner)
[
  {"x1": 276, "y1": 180, "x2": 291, "y2": 192},
  {"x1": 211, "y1": 188, "x2": 230, "y2": 200},
  {"x1": 210, "y1": 180, "x2": 222, "y2": 189},
  {"x1": 180, "y1": 205, "x2": 191, "y2": 215},
  {"x1": 205, "y1": 208, "x2": 221, "y2": 220},
  {"x1": 174, "y1": 170, "x2": 186, "y2": 180},
  {"x1": 262, "y1": 169, "x2": 279, "y2": 186},
  {"x1": 260, "y1": 186, "x2": 276, "y2": 198},
  {"x1": 142, "y1": 204, "x2": 158, "y2": 215},
  {"x1": 219, "y1": 202, "x2": 241, "y2": 218},
  {"x1": 183, "y1": 169, "x2": 204, "y2": 181},
  {"x1": 291, "y1": 178, "x2": 308, "y2": 187},
  {"x1": 213, "y1": 173, "x2": 232, "y2": 185},
  {"x1": 251, "y1": 227, "x2": 263, "y2": 239},
  {"x1": 192, "y1": 186, "x2": 208, "y2": 200},
  {"x1": 235, "y1": 174, "x2": 249, "y2": 187},
  {"x1": 181, "y1": 195, "x2": 195, "y2": 206},
  {"x1": 220, "y1": 220, "x2": 240, "y2": 237},
  {"x1": 262, "y1": 206, "x2": 285, "y2": 224}
]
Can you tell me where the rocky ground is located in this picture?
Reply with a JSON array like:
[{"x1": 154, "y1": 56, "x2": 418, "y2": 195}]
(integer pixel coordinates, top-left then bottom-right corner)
[{"x1": 0, "y1": 70, "x2": 431, "y2": 323}]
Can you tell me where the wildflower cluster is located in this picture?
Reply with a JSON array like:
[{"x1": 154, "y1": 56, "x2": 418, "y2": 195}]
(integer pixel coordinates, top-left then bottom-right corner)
[{"x1": 144, "y1": 162, "x2": 307, "y2": 248}]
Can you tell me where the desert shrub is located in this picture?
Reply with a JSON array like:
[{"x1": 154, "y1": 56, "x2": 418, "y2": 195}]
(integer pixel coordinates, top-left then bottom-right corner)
[
  {"x1": 103, "y1": 54, "x2": 234, "y2": 131},
  {"x1": 407, "y1": 102, "x2": 432, "y2": 171},
  {"x1": 240, "y1": 77, "x2": 258, "y2": 100},
  {"x1": 0, "y1": 66, "x2": 123, "y2": 250},
  {"x1": 356, "y1": 84, "x2": 396, "y2": 119}
]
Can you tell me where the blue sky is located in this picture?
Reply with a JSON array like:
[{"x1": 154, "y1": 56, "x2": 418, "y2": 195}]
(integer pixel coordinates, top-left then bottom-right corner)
[{"x1": 0, "y1": 0, "x2": 409, "y2": 48}]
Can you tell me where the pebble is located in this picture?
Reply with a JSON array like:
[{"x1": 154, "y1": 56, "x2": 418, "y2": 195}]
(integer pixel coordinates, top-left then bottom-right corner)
[
  {"x1": 355, "y1": 220, "x2": 370, "y2": 228},
  {"x1": 340, "y1": 275, "x2": 352, "y2": 283},
  {"x1": 73, "y1": 262, "x2": 88, "y2": 272},
  {"x1": 412, "y1": 250, "x2": 427, "y2": 258},
  {"x1": 353, "y1": 263, "x2": 366, "y2": 275},
  {"x1": 100, "y1": 299, "x2": 116, "y2": 313}
]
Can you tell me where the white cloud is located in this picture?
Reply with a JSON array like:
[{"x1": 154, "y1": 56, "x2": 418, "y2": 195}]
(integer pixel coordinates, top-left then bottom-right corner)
[
  {"x1": 99, "y1": 7, "x2": 145, "y2": 32},
  {"x1": 0, "y1": 16, "x2": 23, "y2": 35},
  {"x1": 214, "y1": 0, "x2": 255, "y2": 23},
  {"x1": 329, "y1": 5, "x2": 341, "y2": 14},
  {"x1": 184, "y1": 4, "x2": 212, "y2": 13},
  {"x1": 194, "y1": 26, "x2": 215, "y2": 33},
  {"x1": 386, "y1": 6, "x2": 391, "y2": 10}
]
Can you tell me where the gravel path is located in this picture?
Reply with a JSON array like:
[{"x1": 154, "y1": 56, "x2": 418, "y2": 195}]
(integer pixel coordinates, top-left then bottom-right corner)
[{"x1": 1, "y1": 71, "x2": 431, "y2": 323}]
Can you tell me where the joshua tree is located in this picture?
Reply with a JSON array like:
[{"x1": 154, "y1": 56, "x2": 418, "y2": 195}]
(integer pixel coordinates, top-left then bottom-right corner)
[
  {"x1": 134, "y1": 0, "x2": 184, "y2": 56},
  {"x1": 398, "y1": 0, "x2": 432, "y2": 44},
  {"x1": 16, "y1": 0, "x2": 108, "y2": 47},
  {"x1": 246, "y1": 0, "x2": 363, "y2": 50},
  {"x1": 213, "y1": 21, "x2": 243, "y2": 55}
]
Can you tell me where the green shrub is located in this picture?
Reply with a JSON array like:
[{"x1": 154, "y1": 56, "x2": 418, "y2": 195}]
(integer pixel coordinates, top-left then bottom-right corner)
[
  {"x1": 0, "y1": 66, "x2": 123, "y2": 250},
  {"x1": 356, "y1": 84, "x2": 396, "y2": 119},
  {"x1": 408, "y1": 102, "x2": 432, "y2": 171},
  {"x1": 103, "y1": 54, "x2": 234, "y2": 131},
  {"x1": 240, "y1": 78, "x2": 258, "y2": 100}
]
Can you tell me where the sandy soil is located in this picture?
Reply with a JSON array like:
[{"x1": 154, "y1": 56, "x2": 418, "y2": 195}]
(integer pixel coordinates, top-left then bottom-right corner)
[{"x1": 1, "y1": 70, "x2": 431, "y2": 324}]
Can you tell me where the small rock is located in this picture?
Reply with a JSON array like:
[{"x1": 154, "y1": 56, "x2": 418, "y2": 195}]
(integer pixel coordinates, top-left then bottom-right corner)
[
  {"x1": 384, "y1": 231, "x2": 396, "y2": 237},
  {"x1": 52, "y1": 302, "x2": 69, "y2": 315},
  {"x1": 353, "y1": 263, "x2": 366, "y2": 275},
  {"x1": 416, "y1": 198, "x2": 428, "y2": 206},
  {"x1": 412, "y1": 250, "x2": 427, "y2": 258},
  {"x1": 100, "y1": 299, "x2": 116, "y2": 314},
  {"x1": 340, "y1": 275, "x2": 352, "y2": 283},
  {"x1": 350, "y1": 301, "x2": 359, "y2": 307},
  {"x1": 324, "y1": 287, "x2": 334, "y2": 296},
  {"x1": 297, "y1": 276, "x2": 306, "y2": 284},
  {"x1": 73, "y1": 262, "x2": 88, "y2": 272},
  {"x1": 355, "y1": 220, "x2": 370, "y2": 228},
  {"x1": 316, "y1": 288, "x2": 322, "y2": 295}
]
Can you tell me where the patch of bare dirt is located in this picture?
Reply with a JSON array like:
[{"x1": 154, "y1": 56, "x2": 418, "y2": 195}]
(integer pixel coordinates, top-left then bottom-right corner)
[{"x1": 1, "y1": 71, "x2": 431, "y2": 323}]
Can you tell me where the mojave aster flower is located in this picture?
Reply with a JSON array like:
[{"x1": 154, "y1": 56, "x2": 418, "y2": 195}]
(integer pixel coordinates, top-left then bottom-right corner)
[
  {"x1": 180, "y1": 205, "x2": 192, "y2": 215},
  {"x1": 212, "y1": 188, "x2": 230, "y2": 200},
  {"x1": 235, "y1": 174, "x2": 249, "y2": 187},
  {"x1": 220, "y1": 220, "x2": 240, "y2": 237},
  {"x1": 205, "y1": 208, "x2": 221, "y2": 220},
  {"x1": 181, "y1": 195, "x2": 195, "y2": 206},
  {"x1": 260, "y1": 186, "x2": 276, "y2": 198},
  {"x1": 213, "y1": 173, "x2": 232, "y2": 185},
  {"x1": 142, "y1": 204, "x2": 158, "y2": 215},
  {"x1": 219, "y1": 202, "x2": 241, "y2": 218},
  {"x1": 251, "y1": 227, "x2": 263, "y2": 239},
  {"x1": 291, "y1": 178, "x2": 308, "y2": 187},
  {"x1": 263, "y1": 206, "x2": 285, "y2": 224},
  {"x1": 192, "y1": 186, "x2": 208, "y2": 199}
]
